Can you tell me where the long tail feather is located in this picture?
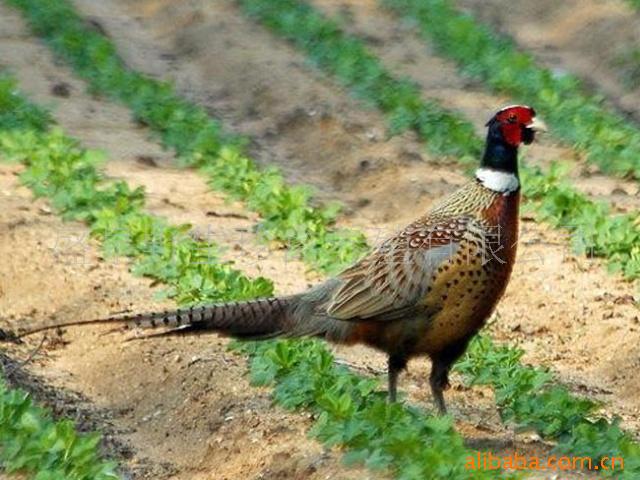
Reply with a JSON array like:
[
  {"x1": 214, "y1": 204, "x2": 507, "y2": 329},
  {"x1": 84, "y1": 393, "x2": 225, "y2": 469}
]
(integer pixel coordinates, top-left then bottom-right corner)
[{"x1": 18, "y1": 297, "x2": 292, "y2": 339}]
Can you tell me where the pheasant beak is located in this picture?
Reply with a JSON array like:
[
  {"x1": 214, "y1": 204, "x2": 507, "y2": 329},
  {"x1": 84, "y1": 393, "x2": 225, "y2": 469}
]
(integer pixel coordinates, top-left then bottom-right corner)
[{"x1": 527, "y1": 116, "x2": 548, "y2": 133}]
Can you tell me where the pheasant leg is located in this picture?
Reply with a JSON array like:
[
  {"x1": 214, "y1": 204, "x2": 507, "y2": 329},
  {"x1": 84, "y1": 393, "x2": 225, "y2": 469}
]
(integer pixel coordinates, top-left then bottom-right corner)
[{"x1": 387, "y1": 354, "x2": 408, "y2": 403}]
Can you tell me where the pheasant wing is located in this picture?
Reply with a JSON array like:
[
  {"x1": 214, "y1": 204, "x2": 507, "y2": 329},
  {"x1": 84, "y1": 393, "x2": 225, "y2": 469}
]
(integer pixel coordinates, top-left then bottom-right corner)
[{"x1": 326, "y1": 216, "x2": 475, "y2": 322}]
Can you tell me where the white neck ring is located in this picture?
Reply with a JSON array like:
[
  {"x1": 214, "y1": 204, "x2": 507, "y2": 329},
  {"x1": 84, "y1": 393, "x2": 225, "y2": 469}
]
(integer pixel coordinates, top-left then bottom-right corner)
[{"x1": 475, "y1": 168, "x2": 519, "y2": 194}]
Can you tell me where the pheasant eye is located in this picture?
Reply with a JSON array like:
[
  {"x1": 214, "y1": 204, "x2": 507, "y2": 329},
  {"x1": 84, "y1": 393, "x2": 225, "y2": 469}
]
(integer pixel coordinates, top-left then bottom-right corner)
[{"x1": 507, "y1": 114, "x2": 517, "y2": 123}]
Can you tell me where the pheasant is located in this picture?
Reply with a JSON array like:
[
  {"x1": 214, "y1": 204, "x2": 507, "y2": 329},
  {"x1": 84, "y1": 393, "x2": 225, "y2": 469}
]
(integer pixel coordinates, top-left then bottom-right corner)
[{"x1": 19, "y1": 105, "x2": 546, "y2": 414}]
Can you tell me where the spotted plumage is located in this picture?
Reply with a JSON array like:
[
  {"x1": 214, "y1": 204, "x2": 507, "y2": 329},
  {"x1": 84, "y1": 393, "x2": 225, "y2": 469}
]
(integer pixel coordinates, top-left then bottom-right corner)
[{"x1": 19, "y1": 106, "x2": 546, "y2": 414}]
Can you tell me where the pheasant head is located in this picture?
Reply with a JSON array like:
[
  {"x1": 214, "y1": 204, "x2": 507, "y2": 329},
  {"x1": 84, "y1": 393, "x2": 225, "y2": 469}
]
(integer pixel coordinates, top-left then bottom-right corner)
[{"x1": 477, "y1": 105, "x2": 546, "y2": 193}]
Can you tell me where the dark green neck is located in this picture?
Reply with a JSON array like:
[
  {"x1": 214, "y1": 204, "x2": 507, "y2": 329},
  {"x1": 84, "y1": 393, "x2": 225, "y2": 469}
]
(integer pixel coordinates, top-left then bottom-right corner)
[{"x1": 481, "y1": 122, "x2": 519, "y2": 176}]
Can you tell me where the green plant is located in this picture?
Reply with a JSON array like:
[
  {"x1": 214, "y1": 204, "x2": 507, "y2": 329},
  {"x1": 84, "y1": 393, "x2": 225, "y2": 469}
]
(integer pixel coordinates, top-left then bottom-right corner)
[
  {"x1": 234, "y1": 0, "x2": 640, "y2": 280},
  {"x1": 0, "y1": 74, "x2": 51, "y2": 131},
  {"x1": 0, "y1": 380, "x2": 119, "y2": 480}
]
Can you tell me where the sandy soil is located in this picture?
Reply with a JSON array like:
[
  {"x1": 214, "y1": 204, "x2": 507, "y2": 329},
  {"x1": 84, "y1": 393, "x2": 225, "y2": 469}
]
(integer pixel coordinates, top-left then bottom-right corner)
[{"x1": 0, "y1": 0, "x2": 639, "y2": 479}]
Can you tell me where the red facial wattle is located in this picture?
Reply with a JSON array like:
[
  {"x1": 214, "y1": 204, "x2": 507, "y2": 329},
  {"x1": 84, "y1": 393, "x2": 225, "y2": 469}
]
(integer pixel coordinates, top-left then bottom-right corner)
[
  {"x1": 500, "y1": 122, "x2": 524, "y2": 147},
  {"x1": 494, "y1": 105, "x2": 537, "y2": 147}
]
